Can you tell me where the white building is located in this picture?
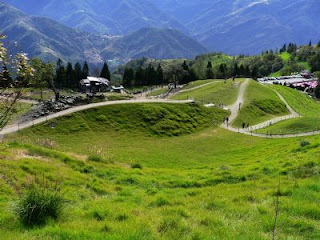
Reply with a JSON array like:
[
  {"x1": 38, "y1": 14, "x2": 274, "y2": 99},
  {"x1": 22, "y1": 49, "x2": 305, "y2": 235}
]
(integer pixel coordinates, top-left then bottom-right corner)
[{"x1": 80, "y1": 77, "x2": 110, "y2": 92}]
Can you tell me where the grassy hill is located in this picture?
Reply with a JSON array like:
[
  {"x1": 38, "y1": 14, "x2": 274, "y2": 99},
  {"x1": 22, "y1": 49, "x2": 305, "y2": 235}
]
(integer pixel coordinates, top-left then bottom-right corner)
[
  {"x1": 270, "y1": 52, "x2": 311, "y2": 77},
  {"x1": 170, "y1": 79, "x2": 244, "y2": 106},
  {"x1": 1, "y1": 102, "x2": 319, "y2": 239},
  {"x1": 232, "y1": 80, "x2": 289, "y2": 127},
  {"x1": 257, "y1": 85, "x2": 320, "y2": 134}
]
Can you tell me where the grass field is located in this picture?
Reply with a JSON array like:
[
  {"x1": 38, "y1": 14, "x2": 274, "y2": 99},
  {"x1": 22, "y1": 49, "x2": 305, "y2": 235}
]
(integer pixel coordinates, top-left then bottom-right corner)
[
  {"x1": 232, "y1": 80, "x2": 289, "y2": 128},
  {"x1": 0, "y1": 102, "x2": 319, "y2": 239},
  {"x1": 257, "y1": 85, "x2": 320, "y2": 134},
  {"x1": 171, "y1": 79, "x2": 244, "y2": 105}
]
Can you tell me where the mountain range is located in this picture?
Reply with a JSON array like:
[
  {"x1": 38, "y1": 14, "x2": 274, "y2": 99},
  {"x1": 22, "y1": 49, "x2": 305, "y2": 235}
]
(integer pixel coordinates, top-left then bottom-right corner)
[
  {"x1": 0, "y1": 2, "x2": 207, "y2": 64},
  {"x1": 1, "y1": 0, "x2": 320, "y2": 63}
]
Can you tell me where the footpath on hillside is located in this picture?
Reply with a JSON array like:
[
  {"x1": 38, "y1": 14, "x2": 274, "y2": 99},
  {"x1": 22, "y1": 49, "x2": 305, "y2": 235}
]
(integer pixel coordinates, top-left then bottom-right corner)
[{"x1": 220, "y1": 79, "x2": 320, "y2": 138}]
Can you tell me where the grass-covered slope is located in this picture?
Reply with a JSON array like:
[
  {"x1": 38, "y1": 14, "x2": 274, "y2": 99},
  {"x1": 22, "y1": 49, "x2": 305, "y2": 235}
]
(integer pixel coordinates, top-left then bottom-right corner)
[
  {"x1": 1, "y1": 128, "x2": 320, "y2": 239},
  {"x1": 258, "y1": 85, "x2": 320, "y2": 134},
  {"x1": 233, "y1": 81, "x2": 289, "y2": 127},
  {"x1": 171, "y1": 79, "x2": 243, "y2": 105},
  {"x1": 22, "y1": 103, "x2": 227, "y2": 137}
]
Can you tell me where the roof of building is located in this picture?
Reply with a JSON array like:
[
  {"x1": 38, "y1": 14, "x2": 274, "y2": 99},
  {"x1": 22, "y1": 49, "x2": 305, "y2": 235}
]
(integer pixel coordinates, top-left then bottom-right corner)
[{"x1": 80, "y1": 77, "x2": 110, "y2": 86}]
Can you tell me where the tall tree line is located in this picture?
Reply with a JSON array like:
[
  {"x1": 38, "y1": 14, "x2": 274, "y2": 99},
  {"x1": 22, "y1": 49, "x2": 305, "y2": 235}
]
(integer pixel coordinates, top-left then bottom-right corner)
[{"x1": 122, "y1": 61, "x2": 197, "y2": 87}]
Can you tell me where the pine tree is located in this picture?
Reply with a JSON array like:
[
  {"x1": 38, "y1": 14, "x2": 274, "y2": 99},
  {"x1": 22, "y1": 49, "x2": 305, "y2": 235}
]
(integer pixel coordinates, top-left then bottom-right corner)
[
  {"x1": 74, "y1": 62, "x2": 82, "y2": 88},
  {"x1": 145, "y1": 64, "x2": 157, "y2": 85},
  {"x1": 182, "y1": 61, "x2": 189, "y2": 71},
  {"x1": 123, "y1": 68, "x2": 134, "y2": 87},
  {"x1": 135, "y1": 67, "x2": 145, "y2": 86},
  {"x1": 81, "y1": 61, "x2": 89, "y2": 79},
  {"x1": 66, "y1": 62, "x2": 74, "y2": 88},
  {"x1": 206, "y1": 61, "x2": 214, "y2": 79},
  {"x1": 251, "y1": 65, "x2": 258, "y2": 79},
  {"x1": 100, "y1": 61, "x2": 110, "y2": 80},
  {"x1": 244, "y1": 65, "x2": 250, "y2": 77},
  {"x1": 239, "y1": 65, "x2": 245, "y2": 76},
  {"x1": 156, "y1": 64, "x2": 164, "y2": 85},
  {"x1": 55, "y1": 58, "x2": 66, "y2": 88},
  {"x1": 317, "y1": 41, "x2": 320, "y2": 48},
  {"x1": 233, "y1": 63, "x2": 239, "y2": 77},
  {"x1": 309, "y1": 40, "x2": 312, "y2": 47}
]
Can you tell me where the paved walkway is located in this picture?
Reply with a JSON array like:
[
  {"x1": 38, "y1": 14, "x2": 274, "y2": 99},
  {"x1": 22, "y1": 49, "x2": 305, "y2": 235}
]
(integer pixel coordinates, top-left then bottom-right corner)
[{"x1": 0, "y1": 99, "x2": 193, "y2": 136}]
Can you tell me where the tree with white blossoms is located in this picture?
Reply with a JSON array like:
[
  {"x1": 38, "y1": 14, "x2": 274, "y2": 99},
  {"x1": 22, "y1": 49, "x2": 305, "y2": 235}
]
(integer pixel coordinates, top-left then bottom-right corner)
[{"x1": 0, "y1": 35, "x2": 34, "y2": 128}]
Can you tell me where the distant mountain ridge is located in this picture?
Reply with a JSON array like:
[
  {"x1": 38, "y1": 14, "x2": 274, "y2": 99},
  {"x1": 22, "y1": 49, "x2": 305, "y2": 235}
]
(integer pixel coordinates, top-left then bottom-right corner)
[
  {"x1": 152, "y1": 0, "x2": 320, "y2": 54},
  {"x1": 2, "y1": 0, "x2": 320, "y2": 56},
  {"x1": 2, "y1": 0, "x2": 188, "y2": 35},
  {"x1": 0, "y1": 2, "x2": 207, "y2": 63}
]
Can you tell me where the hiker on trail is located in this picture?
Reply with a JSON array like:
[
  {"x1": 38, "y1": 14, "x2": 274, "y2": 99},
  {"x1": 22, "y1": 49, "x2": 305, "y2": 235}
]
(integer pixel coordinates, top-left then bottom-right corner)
[
  {"x1": 233, "y1": 77, "x2": 235, "y2": 81},
  {"x1": 242, "y1": 123, "x2": 246, "y2": 129},
  {"x1": 239, "y1": 102, "x2": 242, "y2": 110},
  {"x1": 226, "y1": 117, "x2": 229, "y2": 127}
]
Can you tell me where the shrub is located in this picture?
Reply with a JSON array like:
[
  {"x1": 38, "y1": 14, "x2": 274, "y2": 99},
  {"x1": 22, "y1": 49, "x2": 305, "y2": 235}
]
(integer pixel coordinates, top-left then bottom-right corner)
[
  {"x1": 300, "y1": 140, "x2": 311, "y2": 147},
  {"x1": 15, "y1": 184, "x2": 64, "y2": 227},
  {"x1": 87, "y1": 155, "x2": 103, "y2": 162},
  {"x1": 131, "y1": 163, "x2": 143, "y2": 169}
]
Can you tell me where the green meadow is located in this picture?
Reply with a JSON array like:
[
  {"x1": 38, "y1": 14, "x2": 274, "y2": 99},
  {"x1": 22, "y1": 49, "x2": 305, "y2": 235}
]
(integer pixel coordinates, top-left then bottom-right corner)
[
  {"x1": 171, "y1": 79, "x2": 244, "y2": 105},
  {"x1": 0, "y1": 101, "x2": 319, "y2": 239}
]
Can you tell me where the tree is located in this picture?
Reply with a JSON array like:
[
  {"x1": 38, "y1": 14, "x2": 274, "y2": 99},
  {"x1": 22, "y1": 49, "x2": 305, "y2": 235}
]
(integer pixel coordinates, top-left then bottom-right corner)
[
  {"x1": 233, "y1": 62, "x2": 239, "y2": 77},
  {"x1": 43, "y1": 63, "x2": 58, "y2": 101},
  {"x1": 219, "y1": 63, "x2": 227, "y2": 79},
  {"x1": 100, "y1": 61, "x2": 110, "y2": 80},
  {"x1": 281, "y1": 44, "x2": 287, "y2": 53},
  {"x1": 81, "y1": 61, "x2": 89, "y2": 79},
  {"x1": 182, "y1": 61, "x2": 189, "y2": 71},
  {"x1": 167, "y1": 65, "x2": 187, "y2": 88},
  {"x1": 309, "y1": 40, "x2": 312, "y2": 47},
  {"x1": 0, "y1": 35, "x2": 34, "y2": 128},
  {"x1": 244, "y1": 65, "x2": 250, "y2": 77},
  {"x1": 206, "y1": 61, "x2": 214, "y2": 79},
  {"x1": 123, "y1": 68, "x2": 134, "y2": 87},
  {"x1": 74, "y1": 62, "x2": 82, "y2": 88},
  {"x1": 55, "y1": 58, "x2": 65, "y2": 89},
  {"x1": 134, "y1": 67, "x2": 145, "y2": 86},
  {"x1": 156, "y1": 64, "x2": 164, "y2": 85},
  {"x1": 145, "y1": 64, "x2": 157, "y2": 85},
  {"x1": 65, "y1": 62, "x2": 74, "y2": 88}
]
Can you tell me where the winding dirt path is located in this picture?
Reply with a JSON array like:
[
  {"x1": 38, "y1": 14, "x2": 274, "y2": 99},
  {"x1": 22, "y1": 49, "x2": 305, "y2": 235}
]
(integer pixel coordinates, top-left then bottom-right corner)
[
  {"x1": 0, "y1": 99, "x2": 193, "y2": 137},
  {"x1": 220, "y1": 79, "x2": 317, "y2": 138},
  {"x1": 224, "y1": 79, "x2": 249, "y2": 123}
]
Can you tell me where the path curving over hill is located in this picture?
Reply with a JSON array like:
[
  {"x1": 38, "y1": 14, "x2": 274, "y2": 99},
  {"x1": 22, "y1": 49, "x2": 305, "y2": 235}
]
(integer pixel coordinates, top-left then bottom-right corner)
[
  {"x1": 0, "y1": 99, "x2": 193, "y2": 137},
  {"x1": 220, "y1": 79, "x2": 318, "y2": 138}
]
